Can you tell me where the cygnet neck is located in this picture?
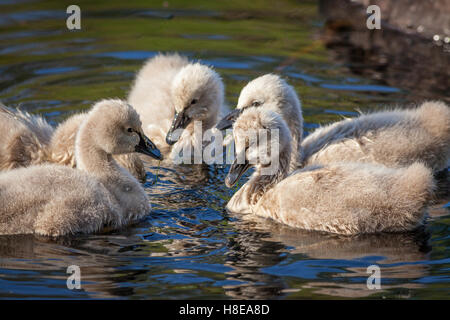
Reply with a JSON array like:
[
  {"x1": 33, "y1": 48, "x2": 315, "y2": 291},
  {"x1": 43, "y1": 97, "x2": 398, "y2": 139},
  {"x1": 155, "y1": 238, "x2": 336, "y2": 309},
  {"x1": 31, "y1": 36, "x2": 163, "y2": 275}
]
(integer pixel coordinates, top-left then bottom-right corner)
[
  {"x1": 75, "y1": 120, "x2": 120, "y2": 179},
  {"x1": 279, "y1": 98, "x2": 304, "y2": 172},
  {"x1": 246, "y1": 142, "x2": 291, "y2": 205}
]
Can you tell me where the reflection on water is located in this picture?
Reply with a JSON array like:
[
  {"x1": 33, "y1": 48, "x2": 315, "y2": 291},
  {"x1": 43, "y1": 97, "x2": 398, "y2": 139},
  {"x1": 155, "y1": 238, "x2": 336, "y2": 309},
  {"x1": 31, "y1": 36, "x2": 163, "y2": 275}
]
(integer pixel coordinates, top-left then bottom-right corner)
[
  {"x1": 319, "y1": 0, "x2": 450, "y2": 103},
  {"x1": 0, "y1": 0, "x2": 449, "y2": 299}
]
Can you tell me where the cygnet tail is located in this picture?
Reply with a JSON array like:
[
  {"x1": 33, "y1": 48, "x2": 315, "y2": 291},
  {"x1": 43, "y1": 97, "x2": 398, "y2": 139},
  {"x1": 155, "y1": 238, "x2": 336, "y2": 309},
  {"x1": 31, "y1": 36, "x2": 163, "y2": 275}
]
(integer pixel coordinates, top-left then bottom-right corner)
[
  {"x1": 417, "y1": 101, "x2": 450, "y2": 142},
  {"x1": 390, "y1": 162, "x2": 435, "y2": 229}
]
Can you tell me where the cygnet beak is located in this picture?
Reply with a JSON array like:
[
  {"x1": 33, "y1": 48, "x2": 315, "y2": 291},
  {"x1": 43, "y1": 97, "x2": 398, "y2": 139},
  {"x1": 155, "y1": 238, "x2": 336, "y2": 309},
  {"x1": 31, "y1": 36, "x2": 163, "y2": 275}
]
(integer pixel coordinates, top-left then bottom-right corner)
[
  {"x1": 166, "y1": 110, "x2": 190, "y2": 145},
  {"x1": 225, "y1": 158, "x2": 251, "y2": 188},
  {"x1": 215, "y1": 108, "x2": 243, "y2": 131},
  {"x1": 136, "y1": 131, "x2": 163, "y2": 160}
]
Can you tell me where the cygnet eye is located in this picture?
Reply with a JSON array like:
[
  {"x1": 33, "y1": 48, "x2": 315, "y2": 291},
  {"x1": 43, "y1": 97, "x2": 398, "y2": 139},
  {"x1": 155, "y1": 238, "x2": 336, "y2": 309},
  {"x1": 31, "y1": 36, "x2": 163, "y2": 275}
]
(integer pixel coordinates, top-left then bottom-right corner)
[
  {"x1": 191, "y1": 99, "x2": 198, "y2": 105},
  {"x1": 251, "y1": 101, "x2": 261, "y2": 107},
  {"x1": 127, "y1": 128, "x2": 134, "y2": 133}
]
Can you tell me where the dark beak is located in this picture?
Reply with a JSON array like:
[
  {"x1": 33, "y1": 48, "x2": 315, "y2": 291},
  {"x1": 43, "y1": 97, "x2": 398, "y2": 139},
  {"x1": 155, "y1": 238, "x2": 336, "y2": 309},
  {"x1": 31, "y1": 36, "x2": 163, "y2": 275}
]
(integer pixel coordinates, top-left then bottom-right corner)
[
  {"x1": 225, "y1": 158, "x2": 251, "y2": 188},
  {"x1": 135, "y1": 132, "x2": 163, "y2": 160},
  {"x1": 215, "y1": 108, "x2": 243, "y2": 131},
  {"x1": 166, "y1": 110, "x2": 190, "y2": 145}
]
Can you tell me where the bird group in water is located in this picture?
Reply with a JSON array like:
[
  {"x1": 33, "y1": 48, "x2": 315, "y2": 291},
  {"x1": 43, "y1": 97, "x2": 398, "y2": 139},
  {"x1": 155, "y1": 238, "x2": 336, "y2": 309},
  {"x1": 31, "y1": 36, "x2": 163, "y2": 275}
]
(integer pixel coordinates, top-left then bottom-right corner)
[{"x1": 0, "y1": 53, "x2": 449, "y2": 237}]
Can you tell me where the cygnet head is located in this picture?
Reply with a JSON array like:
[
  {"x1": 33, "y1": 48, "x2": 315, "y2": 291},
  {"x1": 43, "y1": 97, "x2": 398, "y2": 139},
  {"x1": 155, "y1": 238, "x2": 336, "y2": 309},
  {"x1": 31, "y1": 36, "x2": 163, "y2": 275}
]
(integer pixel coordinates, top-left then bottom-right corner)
[
  {"x1": 225, "y1": 107, "x2": 291, "y2": 188},
  {"x1": 166, "y1": 63, "x2": 224, "y2": 145},
  {"x1": 217, "y1": 74, "x2": 299, "y2": 130},
  {"x1": 77, "y1": 99, "x2": 163, "y2": 161}
]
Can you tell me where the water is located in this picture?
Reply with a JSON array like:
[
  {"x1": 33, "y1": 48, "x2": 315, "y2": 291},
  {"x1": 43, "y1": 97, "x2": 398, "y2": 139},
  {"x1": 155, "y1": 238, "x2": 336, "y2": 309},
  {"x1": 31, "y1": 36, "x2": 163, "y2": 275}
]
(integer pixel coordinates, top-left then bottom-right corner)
[{"x1": 0, "y1": 0, "x2": 449, "y2": 299}]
